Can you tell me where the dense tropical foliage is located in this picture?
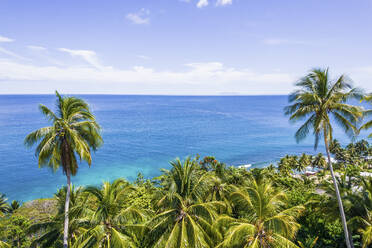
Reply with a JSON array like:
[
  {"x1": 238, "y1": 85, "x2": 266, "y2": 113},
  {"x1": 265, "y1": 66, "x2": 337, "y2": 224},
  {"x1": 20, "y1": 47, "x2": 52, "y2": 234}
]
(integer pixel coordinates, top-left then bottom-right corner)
[{"x1": 1, "y1": 141, "x2": 372, "y2": 247}]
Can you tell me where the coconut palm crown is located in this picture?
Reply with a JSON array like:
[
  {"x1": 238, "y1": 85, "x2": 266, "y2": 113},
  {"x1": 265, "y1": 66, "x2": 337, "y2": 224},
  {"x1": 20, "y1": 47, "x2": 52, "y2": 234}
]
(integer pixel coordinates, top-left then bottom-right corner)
[
  {"x1": 217, "y1": 178, "x2": 304, "y2": 248},
  {"x1": 285, "y1": 68, "x2": 362, "y2": 149},
  {"x1": 148, "y1": 157, "x2": 223, "y2": 248},
  {"x1": 24, "y1": 91, "x2": 102, "y2": 174},
  {"x1": 73, "y1": 179, "x2": 146, "y2": 248}
]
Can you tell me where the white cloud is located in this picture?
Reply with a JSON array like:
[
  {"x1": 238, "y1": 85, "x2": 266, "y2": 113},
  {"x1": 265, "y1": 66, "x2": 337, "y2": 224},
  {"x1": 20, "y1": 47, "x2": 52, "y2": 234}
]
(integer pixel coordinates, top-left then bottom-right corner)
[
  {"x1": 126, "y1": 9, "x2": 150, "y2": 25},
  {"x1": 0, "y1": 47, "x2": 29, "y2": 60},
  {"x1": 185, "y1": 62, "x2": 224, "y2": 71},
  {"x1": 3, "y1": 57, "x2": 372, "y2": 95},
  {"x1": 58, "y1": 48, "x2": 103, "y2": 69},
  {"x1": 1, "y1": 45, "x2": 369, "y2": 94},
  {"x1": 263, "y1": 38, "x2": 307, "y2": 45},
  {"x1": 184, "y1": 0, "x2": 231, "y2": 8},
  {"x1": 197, "y1": 0, "x2": 209, "y2": 8},
  {"x1": 27, "y1": 45, "x2": 47, "y2": 51},
  {"x1": 216, "y1": 0, "x2": 232, "y2": 6},
  {"x1": 0, "y1": 57, "x2": 296, "y2": 95},
  {"x1": 137, "y1": 55, "x2": 151, "y2": 60},
  {"x1": 0, "y1": 35, "x2": 14, "y2": 43}
]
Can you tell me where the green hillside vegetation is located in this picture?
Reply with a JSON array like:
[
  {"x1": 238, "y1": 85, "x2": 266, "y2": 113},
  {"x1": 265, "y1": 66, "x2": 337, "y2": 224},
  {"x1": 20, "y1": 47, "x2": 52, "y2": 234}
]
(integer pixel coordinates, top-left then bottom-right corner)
[{"x1": 1, "y1": 146, "x2": 372, "y2": 247}]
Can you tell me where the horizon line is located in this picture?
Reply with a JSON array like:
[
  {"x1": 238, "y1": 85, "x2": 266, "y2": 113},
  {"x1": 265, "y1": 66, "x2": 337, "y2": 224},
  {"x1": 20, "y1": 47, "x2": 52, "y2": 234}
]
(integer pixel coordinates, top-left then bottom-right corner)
[{"x1": 0, "y1": 93, "x2": 290, "y2": 96}]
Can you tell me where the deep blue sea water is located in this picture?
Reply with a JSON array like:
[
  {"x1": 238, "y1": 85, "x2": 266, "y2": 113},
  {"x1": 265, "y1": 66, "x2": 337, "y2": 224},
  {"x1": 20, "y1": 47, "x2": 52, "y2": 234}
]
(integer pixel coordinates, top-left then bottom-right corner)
[{"x1": 0, "y1": 95, "x2": 367, "y2": 202}]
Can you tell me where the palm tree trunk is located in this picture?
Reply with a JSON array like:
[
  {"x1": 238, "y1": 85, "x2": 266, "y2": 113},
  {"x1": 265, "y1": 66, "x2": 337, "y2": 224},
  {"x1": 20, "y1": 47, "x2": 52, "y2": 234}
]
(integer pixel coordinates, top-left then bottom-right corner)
[
  {"x1": 63, "y1": 167, "x2": 71, "y2": 248},
  {"x1": 324, "y1": 135, "x2": 352, "y2": 248}
]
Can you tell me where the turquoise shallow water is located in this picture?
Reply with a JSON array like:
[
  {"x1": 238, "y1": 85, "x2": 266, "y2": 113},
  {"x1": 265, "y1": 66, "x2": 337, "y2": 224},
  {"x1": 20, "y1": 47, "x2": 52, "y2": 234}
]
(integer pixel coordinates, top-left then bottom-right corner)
[{"x1": 0, "y1": 95, "x2": 366, "y2": 202}]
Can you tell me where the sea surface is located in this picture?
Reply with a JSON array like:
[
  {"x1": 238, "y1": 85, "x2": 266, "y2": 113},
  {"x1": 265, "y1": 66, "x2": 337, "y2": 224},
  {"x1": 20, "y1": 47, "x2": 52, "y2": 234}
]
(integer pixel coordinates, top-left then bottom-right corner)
[{"x1": 0, "y1": 95, "x2": 367, "y2": 202}]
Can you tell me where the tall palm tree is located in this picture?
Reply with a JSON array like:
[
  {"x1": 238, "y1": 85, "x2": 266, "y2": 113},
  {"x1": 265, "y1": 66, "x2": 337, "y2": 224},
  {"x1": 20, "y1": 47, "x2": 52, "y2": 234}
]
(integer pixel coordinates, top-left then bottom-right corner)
[
  {"x1": 217, "y1": 179, "x2": 304, "y2": 248},
  {"x1": 73, "y1": 179, "x2": 146, "y2": 247},
  {"x1": 148, "y1": 157, "x2": 223, "y2": 247},
  {"x1": 24, "y1": 91, "x2": 103, "y2": 248},
  {"x1": 285, "y1": 68, "x2": 363, "y2": 248}
]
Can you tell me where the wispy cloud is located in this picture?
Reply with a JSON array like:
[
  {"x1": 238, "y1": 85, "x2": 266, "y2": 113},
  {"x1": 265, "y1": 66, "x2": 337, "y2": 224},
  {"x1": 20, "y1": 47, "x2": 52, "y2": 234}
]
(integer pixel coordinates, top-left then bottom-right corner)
[
  {"x1": 27, "y1": 45, "x2": 47, "y2": 51},
  {"x1": 137, "y1": 55, "x2": 151, "y2": 60},
  {"x1": 0, "y1": 47, "x2": 29, "y2": 60},
  {"x1": 263, "y1": 38, "x2": 307, "y2": 45},
  {"x1": 187, "y1": 0, "x2": 231, "y2": 8},
  {"x1": 0, "y1": 35, "x2": 14, "y2": 43},
  {"x1": 0, "y1": 57, "x2": 294, "y2": 90},
  {"x1": 58, "y1": 48, "x2": 104, "y2": 69},
  {"x1": 0, "y1": 36, "x2": 31, "y2": 61},
  {"x1": 26, "y1": 45, "x2": 64, "y2": 65},
  {"x1": 185, "y1": 62, "x2": 224, "y2": 71},
  {"x1": 3, "y1": 53, "x2": 372, "y2": 94},
  {"x1": 126, "y1": 8, "x2": 150, "y2": 25},
  {"x1": 197, "y1": 0, "x2": 209, "y2": 8},
  {"x1": 216, "y1": 0, "x2": 232, "y2": 6}
]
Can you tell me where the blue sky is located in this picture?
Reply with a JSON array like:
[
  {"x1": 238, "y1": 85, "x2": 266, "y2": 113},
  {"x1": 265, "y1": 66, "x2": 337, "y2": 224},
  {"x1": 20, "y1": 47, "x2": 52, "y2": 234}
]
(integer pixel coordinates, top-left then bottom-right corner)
[{"x1": 0, "y1": 0, "x2": 371, "y2": 94}]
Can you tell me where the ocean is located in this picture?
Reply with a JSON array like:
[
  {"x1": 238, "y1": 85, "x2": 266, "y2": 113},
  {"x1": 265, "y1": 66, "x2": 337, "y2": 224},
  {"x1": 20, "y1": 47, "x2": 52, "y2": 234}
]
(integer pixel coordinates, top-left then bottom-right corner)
[{"x1": 0, "y1": 95, "x2": 366, "y2": 202}]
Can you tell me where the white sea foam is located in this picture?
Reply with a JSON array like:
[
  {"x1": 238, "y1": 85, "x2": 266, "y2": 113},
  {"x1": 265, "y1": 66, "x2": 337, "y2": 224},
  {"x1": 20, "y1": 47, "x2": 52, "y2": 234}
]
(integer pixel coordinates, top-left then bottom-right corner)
[{"x1": 238, "y1": 164, "x2": 252, "y2": 169}]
